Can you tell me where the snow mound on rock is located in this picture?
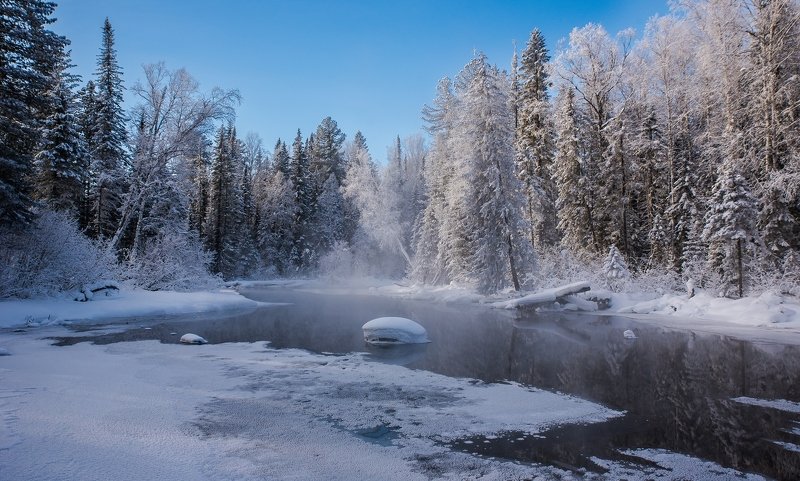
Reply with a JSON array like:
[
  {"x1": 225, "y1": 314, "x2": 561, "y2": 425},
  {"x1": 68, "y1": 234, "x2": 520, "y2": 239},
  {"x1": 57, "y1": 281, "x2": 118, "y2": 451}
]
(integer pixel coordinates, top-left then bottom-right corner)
[
  {"x1": 362, "y1": 317, "x2": 429, "y2": 345},
  {"x1": 179, "y1": 333, "x2": 207, "y2": 345}
]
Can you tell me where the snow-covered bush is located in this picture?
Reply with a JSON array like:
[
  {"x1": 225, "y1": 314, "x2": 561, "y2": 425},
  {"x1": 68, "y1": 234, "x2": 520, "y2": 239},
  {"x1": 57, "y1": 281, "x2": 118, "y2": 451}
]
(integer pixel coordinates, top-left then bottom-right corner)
[
  {"x1": 529, "y1": 247, "x2": 605, "y2": 289},
  {"x1": 0, "y1": 209, "x2": 118, "y2": 298},
  {"x1": 603, "y1": 245, "x2": 631, "y2": 292},
  {"x1": 121, "y1": 229, "x2": 221, "y2": 291}
]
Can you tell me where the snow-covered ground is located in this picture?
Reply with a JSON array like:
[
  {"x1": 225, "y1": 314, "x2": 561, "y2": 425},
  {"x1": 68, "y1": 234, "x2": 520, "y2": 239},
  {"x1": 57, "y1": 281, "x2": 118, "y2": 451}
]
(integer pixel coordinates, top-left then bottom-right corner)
[
  {"x1": 0, "y1": 331, "x2": 768, "y2": 480},
  {"x1": 0, "y1": 288, "x2": 265, "y2": 329}
]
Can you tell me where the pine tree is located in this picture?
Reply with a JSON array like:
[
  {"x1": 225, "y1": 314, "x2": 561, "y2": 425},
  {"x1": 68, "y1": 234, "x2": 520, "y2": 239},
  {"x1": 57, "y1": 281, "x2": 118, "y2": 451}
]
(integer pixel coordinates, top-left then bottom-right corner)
[
  {"x1": 455, "y1": 54, "x2": 531, "y2": 293},
  {"x1": 272, "y1": 139, "x2": 290, "y2": 177},
  {"x1": 89, "y1": 18, "x2": 127, "y2": 239},
  {"x1": 34, "y1": 66, "x2": 86, "y2": 215},
  {"x1": 516, "y1": 28, "x2": 557, "y2": 249},
  {"x1": 552, "y1": 87, "x2": 591, "y2": 255},
  {"x1": 256, "y1": 169, "x2": 296, "y2": 275},
  {"x1": 204, "y1": 127, "x2": 236, "y2": 276},
  {"x1": 0, "y1": 0, "x2": 68, "y2": 225},
  {"x1": 309, "y1": 117, "x2": 346, "y2": 186},
  {"x1": 702, "y1": 168, "x2": 759, "y2": 298},
  {"x1": 289, "y1": 129, "x2": 314, "y2": 270}
]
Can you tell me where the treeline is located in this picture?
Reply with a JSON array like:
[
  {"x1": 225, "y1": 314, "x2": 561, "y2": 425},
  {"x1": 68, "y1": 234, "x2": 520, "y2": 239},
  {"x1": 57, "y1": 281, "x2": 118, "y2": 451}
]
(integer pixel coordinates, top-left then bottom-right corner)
[
  {"x1": 1, "y1": 0, "x2": 799, "y2": 298},
  {"x1": 411, "y1": 0, "x2": 800, "y2": 296}
]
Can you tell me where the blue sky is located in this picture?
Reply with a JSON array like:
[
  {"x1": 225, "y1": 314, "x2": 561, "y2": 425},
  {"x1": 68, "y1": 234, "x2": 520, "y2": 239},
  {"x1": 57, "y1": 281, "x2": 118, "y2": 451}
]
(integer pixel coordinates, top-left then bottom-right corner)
[{"x1": 53, "y1": 0, "x2": 668, "y2": 160}]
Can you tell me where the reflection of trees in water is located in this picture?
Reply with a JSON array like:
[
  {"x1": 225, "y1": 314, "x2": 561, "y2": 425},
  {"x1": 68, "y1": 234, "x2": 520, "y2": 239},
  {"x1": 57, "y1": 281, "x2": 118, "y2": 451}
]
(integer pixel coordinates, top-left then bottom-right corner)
[{"x1": 504, "y1": 316, "x2": 800, "y2": 479}]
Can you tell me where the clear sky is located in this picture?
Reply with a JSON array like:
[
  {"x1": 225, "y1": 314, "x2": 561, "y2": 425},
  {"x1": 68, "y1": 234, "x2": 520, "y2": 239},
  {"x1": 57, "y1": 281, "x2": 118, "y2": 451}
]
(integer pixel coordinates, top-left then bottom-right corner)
[{"x1": 53, "y1": 0, "x2": 669, "y2": 160}]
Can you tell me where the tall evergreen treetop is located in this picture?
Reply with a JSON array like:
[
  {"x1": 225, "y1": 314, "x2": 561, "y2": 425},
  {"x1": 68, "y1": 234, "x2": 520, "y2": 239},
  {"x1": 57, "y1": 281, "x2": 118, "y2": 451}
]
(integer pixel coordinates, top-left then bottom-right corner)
[{"x1": 93, "y1": 18, "x2": 127, "y2": 167}]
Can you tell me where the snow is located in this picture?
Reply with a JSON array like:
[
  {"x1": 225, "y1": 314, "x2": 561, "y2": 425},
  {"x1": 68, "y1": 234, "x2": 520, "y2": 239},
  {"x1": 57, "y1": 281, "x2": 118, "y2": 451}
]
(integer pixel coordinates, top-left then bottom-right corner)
[
  {"x1": 491, "y1": 281, "x2": 591, "y2": 309},
  {"x1": 0, "y1": 331, "x2": 621, "y2": 480},
  {"x1": 592, "y1": 449, "x2": 767, "y2": 480},
  {"x1": 0, "y1": 347, "x2": 9, "y2": 356},
  {"x1": 0, "y1": 288, "x2": 266, "y2": 329},
  {"x1": 616, "y1": 290, "x2": 800, "y2": 329},
  {"x1": 362, "y1": 317, "x2": 429, "y2": 345},
  {"x1": 180, "y1": 333, "x2": 208, "y2": 345},
  {"x1": 623, "y1": 329, "x2": 637, "y2": 339},
  {"x1": 731, "y1": 396, "x2": 800, "y2": 413}
]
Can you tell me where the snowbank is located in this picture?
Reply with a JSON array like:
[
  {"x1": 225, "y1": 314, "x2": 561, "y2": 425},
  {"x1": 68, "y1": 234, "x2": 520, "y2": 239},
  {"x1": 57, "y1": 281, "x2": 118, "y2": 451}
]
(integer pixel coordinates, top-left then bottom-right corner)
[
  {"x1": 0, "y1": 288, "x2": 265, "y2": 329},
  {"x1": 616, "y1": 290, "x2": 800, "y2": 329}
]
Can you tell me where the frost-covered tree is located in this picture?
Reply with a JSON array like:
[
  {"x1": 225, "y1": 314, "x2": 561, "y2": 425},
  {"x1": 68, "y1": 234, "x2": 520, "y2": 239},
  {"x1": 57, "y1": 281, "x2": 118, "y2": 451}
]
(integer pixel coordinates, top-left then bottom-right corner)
[
  {"x1": 272, "y1": 139, "x2": 290, "y2": 177},
  {"x1": 204, "y1": 127, "x2": 239, "y2": 277},
  {"x1": 34, "y1": 71, "x2": 87, "y2": 215},
  {"x1": 289, "y1": 130, "x2": 315, "y2": 270},
  {"x1": 516, "y1": 28, "x2": 557, "y2": 248},
  {"x1": 309, "y1": 117, "x2": 346, "y2": 186},
  {"x1": 114, "y1": 63, "x2": 239, "y2": 267},
  {"x1": 0, "y1": 0, "x2": 68, "y2": 226},
  {"x1": 554, "y1": 23, "x2": 633, "y2": 254},
  {"x1": 702, "y1": 168, "x2": 759, "y2": 298},
  {"x1": 603, "y1": 244, "x2": 630, "y2": 291},
  {"x1": 256, "y1": 168, "x2": 296, "y2": 275},
  {"x1": 552, "y1": 87, "x2": 591, "y2": 255},
  {"x1": 88, "y1": 18, "x2": 128, "y2": 239},
  {"x1": 411, "y1": 78, "x2": 459, "y2": 284}
]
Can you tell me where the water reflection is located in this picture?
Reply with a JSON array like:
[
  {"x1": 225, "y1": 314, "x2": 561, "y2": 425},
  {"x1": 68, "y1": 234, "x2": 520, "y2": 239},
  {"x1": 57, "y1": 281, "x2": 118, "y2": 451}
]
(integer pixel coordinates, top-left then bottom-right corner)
[{"x1": 51, "y1": 285, "x2": 800, "y2": 479}]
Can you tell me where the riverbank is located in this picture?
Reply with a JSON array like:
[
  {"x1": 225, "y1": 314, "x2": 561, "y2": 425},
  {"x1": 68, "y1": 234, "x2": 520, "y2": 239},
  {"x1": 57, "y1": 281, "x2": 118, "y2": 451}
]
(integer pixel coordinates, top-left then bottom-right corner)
[{"x1": 0, "y1": 288, "x2": 264, "y2": 329}]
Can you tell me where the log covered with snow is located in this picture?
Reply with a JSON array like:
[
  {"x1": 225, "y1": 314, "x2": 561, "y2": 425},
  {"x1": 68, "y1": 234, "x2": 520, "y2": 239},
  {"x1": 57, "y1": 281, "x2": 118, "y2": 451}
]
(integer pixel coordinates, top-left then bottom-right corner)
[
  {"x1": 362, "y1": 317, "x2": 429, "y2": 345},
  {"x1": 493, "y1": 282, "x2": 592, "y2": 310}
]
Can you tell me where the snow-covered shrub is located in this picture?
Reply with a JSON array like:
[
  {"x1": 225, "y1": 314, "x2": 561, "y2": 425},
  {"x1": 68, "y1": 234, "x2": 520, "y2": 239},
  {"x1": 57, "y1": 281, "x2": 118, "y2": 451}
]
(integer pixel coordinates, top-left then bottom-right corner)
[
  {"x1": 529, "y1": 247, "x2": 604, "y2": 290},
  {"x1": 122, "y1": 229, "x2": 220, "y2": 291},
  {"x1": 602, "y1": 245, "x2": 631, "y2": 292},
  {"x1": 0, "y1": 210, "x2": 118, "y2": 298}
]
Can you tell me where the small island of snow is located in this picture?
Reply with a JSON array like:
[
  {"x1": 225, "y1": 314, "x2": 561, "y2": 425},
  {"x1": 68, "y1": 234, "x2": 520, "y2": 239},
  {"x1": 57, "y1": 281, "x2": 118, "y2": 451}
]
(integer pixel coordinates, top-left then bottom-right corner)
[{"x1": 362, "y1": 317, "x2": 429, "y2": 345}]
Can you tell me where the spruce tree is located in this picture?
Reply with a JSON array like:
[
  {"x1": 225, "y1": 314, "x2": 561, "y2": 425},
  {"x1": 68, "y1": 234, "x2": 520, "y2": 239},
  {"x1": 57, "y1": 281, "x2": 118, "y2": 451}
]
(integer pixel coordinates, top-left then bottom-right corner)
[
  {"x1": 516, "y1": 29, "x2": 557, "y2": 249},
  {"x1": 456, "y1": 55, "x2": 531, "y2": 293},
  {"x1": 272, "y1": 139, "x2": 290, "y2": 177},
  {"x1": 0, "y1": 0, "x2": 68, "y2": 225},
  {"x1": 289, "y1": 129, "x2": 314, "y2": 270},
  {"x1": 553, "y1": 87, "x2": 590, "y2": 255},
  {"x1": 34, "y1": 69, "x2": 87, "y2": 214},
  {"x1": 89, "y1": 18, "x2": 127, "y2": 239},
  {"x1": 702, "y1": 168, "x2": 759, "y2": 298}
]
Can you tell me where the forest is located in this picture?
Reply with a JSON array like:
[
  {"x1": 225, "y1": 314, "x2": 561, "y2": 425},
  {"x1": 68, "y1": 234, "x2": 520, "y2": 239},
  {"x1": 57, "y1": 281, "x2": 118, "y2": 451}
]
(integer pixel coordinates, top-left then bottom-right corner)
[{"x1": 1, "y1": 0, "x2": 798, "y2": 299}]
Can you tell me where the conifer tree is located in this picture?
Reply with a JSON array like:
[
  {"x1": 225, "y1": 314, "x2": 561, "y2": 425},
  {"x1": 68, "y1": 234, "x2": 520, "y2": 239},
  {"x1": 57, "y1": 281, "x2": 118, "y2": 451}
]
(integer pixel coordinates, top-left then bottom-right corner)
[
  {"x1": 455, "y1": 55, "x2": 531, "y2": 292},
  {"x1": 272, "y1": 139, "x2": 290, "y2": 177},
  {"x1": 0, "y1": 0, "x2": 68, "y2": 225},
  {"x1": 34, "y1": 68, "x2": 86, "y2": 215},
  {"x1": 552, "y1": 87, "x2": 591, "y2": 254},
  {"x1": 289, "y1": 130, "x2": 314, "y2": 270},
  {"x1": 516, "y1": 29, "x2": 557, "y2": 249},
  {"x1": 702, "y1": 168, "x2": 759, "y2": 298},
  {"x1": 89, "y1": 18, "x2": 127, "y2": 239}
]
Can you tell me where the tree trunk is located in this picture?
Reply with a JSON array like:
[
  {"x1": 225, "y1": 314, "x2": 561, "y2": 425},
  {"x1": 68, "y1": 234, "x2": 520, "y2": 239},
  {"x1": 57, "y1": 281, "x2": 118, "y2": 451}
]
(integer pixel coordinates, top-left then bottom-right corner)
[
  {"x1": 736, "y1": 238, "x2": 743, "y2": 299},
  {"x1": 506, "y1": 233, "x2": 520, "y2": 291}
]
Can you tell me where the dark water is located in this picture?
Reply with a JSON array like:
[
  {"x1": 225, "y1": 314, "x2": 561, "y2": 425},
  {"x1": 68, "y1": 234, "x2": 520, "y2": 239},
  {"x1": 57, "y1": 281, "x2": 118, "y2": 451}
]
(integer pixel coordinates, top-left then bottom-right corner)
[{"x1": 49, "y1": 285, "x2": 800, "y2": 479}]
